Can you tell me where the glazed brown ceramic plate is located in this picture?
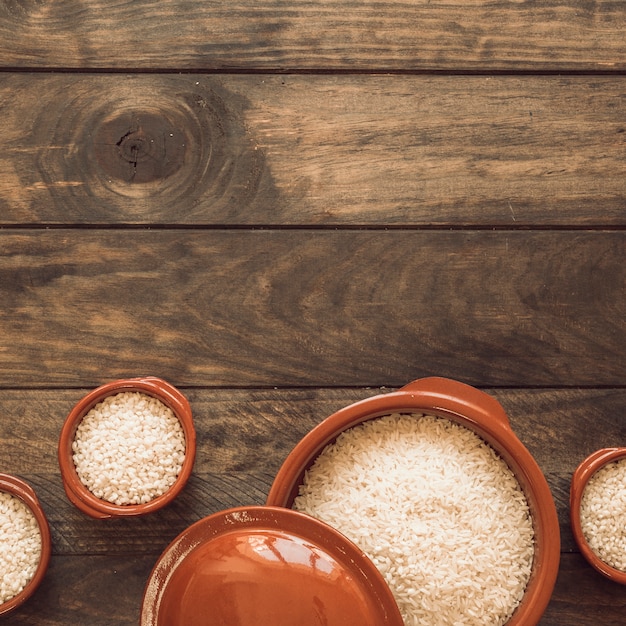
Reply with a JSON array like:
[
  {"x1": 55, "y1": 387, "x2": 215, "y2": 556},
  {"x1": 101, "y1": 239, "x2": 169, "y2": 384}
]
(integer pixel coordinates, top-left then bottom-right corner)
[{"x1": 141, "y1": 506, "x2": 403, "y2": 626}]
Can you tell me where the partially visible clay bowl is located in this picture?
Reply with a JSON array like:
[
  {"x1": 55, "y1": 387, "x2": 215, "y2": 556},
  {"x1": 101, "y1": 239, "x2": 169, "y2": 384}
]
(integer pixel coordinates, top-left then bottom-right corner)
[
  {"x1": 570, "y1": 447, "x2": 626, "y2": 584},
  {"x1": 267, "y1": 376, "x2": 561, "y2": 626},
  {"x1": 140, "y1": 506, "x2": 404, "y2": 626},
  {"x1": 58, "y1": 377, "x2": 196, "y2": 519},
  {"x1": 0, "y1": 474, "x2": 52, "y2": 616}
]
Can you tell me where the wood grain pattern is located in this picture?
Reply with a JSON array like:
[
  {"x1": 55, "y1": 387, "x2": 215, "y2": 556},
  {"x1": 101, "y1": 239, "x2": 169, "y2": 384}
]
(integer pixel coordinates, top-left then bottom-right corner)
[
  {"x1": 0, "y1": 230, "x2": 623, "y2": 388},
  {"x1": 1, "y1": 555, "x2": 153, "y2": 626},
  {"x1": 0, "y1": 1, "x2": 624, "y2": 71},
  {"x1": 542, "y1": 553, "x2": 626, "y2": 625},
  {"x1": 3, "y1": 388, "x2": 625, "y2": 476},
  {"x1": 0, "y1": 0, "x2": 624, "y2": 621},
  {"x1": 0, "y1": 74, "x2": 624, "y2": 226}
]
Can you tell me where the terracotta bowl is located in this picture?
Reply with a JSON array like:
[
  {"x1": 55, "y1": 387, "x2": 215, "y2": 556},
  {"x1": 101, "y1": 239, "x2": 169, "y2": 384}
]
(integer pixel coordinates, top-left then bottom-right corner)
[
  {"x1": 570, "y1": 447, "x2": 626, "y2": 584},
  {"x1": 58, "y1": 377, "x2": 196, "y2": 519},
  {"x1": 267, "y1": 376, "x2": 561, "y2": 626},
  {"x1": 0, "y1": 474, "x2": 52, "y2": 616},
  {"x1": 141, "y1": 506, "x2": 404, "y2": 626}
]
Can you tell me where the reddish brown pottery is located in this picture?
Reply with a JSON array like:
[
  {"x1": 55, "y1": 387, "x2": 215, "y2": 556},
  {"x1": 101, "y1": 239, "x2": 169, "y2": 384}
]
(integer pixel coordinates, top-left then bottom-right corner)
[
  {"x1": 140, "y1": 506, "x2": 404, "y2": 626},
  {"x1": 0, "y1": 473, "x2": 52, "y2": 616},
  {"x1": 570, "y1": 447, "x2": 626, "y2": 585},
  {"x1": 267, "y1": 376, "x2": 561, "y2": 626},
  {"x1": 58, "y1": 377, "x2": 196, "y2": 519}
]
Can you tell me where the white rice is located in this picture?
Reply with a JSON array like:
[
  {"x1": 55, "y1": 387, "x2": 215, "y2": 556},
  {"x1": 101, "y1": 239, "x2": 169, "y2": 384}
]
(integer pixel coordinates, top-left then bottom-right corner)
[
  {"x1": 579, "y1": 456, "x2": 626, "y2": 572},
  {"x1": 293, "y1": 413, "x2": 535, "y2": 626},
  {"x1": 72, "y1": 392, "x2": 186, "y2": 506},
  {"x1": 0, "y1": 491, "x2": 42, "y2": 605}
]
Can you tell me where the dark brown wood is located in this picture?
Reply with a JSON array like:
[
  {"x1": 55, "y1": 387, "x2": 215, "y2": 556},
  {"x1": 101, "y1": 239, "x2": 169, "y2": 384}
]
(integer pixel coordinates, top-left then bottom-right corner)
[
  {"x1": 0, "y1": 230, "x2": 623, "y2": 388},
  {"x1": 0, "y1": 0, "x2": 624, "y2": 622},
  {"x1": 2, "y1": 386, "x2": 625, "y2": 478},
  {"x1": 542, "y1": 553, "x2": 626, "y2": 625},
  {"x1": 0, "y1": 555, "x2": 154, "y2": 626},
  {"x1": 0, "y1": 74, "x2": 624, "y2": 226},
  {"x1": 0, "y1": 1, "x2": 625, "y2": 71},
  {"x1": 94, "y1": 112, "x2": 188, "y2": 184}
]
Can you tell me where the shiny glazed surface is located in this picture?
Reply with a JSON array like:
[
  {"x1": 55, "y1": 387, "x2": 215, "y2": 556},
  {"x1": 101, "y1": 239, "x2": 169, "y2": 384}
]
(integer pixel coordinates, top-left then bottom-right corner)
[
  {"x1": 570, "y1": 447, "x2": 626, "y2": 585},
  {"x1": 58, "y1": 377, "x2": 196, "y2": 518},
  {"x1": 141, "y1": 506, "x2": 403, "y2": 626},
  {"x1": 0, "y1": 474, "x2": 52, "y2": 616},
  {"x1": 266, "y1": 376, "x2": 561, "y2": 626}
]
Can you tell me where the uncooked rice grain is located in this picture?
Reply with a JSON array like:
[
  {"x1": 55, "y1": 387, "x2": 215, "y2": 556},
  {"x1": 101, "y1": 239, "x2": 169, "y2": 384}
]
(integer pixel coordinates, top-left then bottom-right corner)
[
  {"x1": 294, "y1": 413, "x2": 535, "y2": 626},
  {"x1": 0, "y1": 491, "x2": 42, "y2": 605},
  {"x1": 72, "y1": 392, "x2": 186, "y2": 505},
  {"x1": 580, "y1": 457, "x2": 626, "y2": 572}
]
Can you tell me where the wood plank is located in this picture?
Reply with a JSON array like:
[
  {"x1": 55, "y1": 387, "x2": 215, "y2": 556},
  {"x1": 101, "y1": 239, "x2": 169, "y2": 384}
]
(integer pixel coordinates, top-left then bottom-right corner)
[
  {"x1": 0, "y1": 230, "x2": 623, "y2": 387},
  {"x1": 1, "y1": 388, "x2": 624, "y2": 555},
  {"x1": 0, "y1": 1, "x2": 624, "y2": 71},
  {"x1": 1, "y1": 555, "x2": 153, "y2": 626},
  {"x1": 2, "y1": 553, "x2": 623, "y2": 625},
  {"x1": 0, "y1": 2, "x2": 621, "y2": 625},
  {"x1": 3, "y1": 388, "x2": 624, "y2": 477},
  {"x1": 542, "y1": 553, "x2": 626, "y2": 625},
  {"x1": 1, "y1": 74, "x2": 624, "y2": 226}
]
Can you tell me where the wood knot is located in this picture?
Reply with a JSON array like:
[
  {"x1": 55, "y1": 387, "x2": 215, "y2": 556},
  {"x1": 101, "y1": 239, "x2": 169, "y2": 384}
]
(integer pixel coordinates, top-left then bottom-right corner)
[
  {"x1": 32, "y1": 77, "x2": 274, "y2": 219},
  {"x1": 95, "y1": 112, "x2": 186, "y2": 183}
]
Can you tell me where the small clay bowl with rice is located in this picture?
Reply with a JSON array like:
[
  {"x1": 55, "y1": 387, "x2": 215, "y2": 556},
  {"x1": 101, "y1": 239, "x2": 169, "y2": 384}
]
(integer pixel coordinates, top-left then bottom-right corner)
[
  {"x1": 0, "y1": 474, "x2": 52, "y2": 616},
  {"x1": 267, "y1": 376, "x2": 561, "y2": 626},
  {"x1": 58, "y1": 377, "x2": 196, "y2": 519},
  {"x1": 570, "y1": 447, "x2": 626, "y2": 585}
]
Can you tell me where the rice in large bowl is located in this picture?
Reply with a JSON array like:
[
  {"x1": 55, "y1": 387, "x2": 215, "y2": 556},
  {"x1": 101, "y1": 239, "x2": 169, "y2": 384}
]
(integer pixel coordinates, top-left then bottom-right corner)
[
  {"x1": 294, "y1": 413, "x2": 534, "y2": 626},
  {"x1": 267, "y1": 377, "x2": 560, "y2": 626}
]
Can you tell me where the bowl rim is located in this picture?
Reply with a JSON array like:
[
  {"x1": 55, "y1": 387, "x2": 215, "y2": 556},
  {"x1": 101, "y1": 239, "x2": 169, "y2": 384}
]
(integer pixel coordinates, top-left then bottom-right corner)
[
  {"x1": 570, "y1": 447, "x2": 626, "y2": 585},
  {"x1": 0, "y1": 473, "x2": 52, "y2": 616},
  {"x1": 266, "y1": 376, "x2": 561, "y2": 626},
  {"x1": 57, "y1": 376, "x2": 196, "y2": 519}
]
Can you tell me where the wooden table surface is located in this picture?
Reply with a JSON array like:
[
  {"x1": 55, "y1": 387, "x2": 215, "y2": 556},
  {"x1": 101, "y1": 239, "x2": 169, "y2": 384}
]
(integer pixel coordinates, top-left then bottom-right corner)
[{"x1": 0, "y1": 2, "x2": 624, "y2": 624}]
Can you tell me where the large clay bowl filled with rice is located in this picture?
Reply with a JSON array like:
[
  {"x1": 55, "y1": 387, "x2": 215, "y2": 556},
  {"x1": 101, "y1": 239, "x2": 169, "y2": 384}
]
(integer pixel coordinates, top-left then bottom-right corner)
[
  {"x1": 570, "y1": 447, "x2": 626, "y2": 585},
  {"x1": 0, "y1": 474, "x2": 52, "y2": 616},
  {"x1": 58, "y1": 377, "x2": 196, "y2": 519},
  {"x1": 267, "y1": 377, "x2": 560, "y2": 626}
]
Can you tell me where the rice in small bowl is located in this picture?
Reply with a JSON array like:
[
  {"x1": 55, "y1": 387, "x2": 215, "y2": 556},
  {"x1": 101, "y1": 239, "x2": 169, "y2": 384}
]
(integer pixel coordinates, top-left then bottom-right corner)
[
  {"x1": 267, "y1": 377, "x2": 560, "y2": 626},
  {"x1": 570, "y1": 447, "x2": 626, "y2": 584},
  {"x1": 58, "y1": 377, "x2": 196, "y2": 518},
  {"x1": 0, "y1": 474, "x2": 51, "y2": 616}
]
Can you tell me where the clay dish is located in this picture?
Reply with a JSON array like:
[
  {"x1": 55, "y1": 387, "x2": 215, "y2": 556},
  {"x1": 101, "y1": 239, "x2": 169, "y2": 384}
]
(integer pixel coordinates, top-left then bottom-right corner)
[
  {"x1": 58, "y1": 377, "x2": 195, "y2": 519},
  {"x1": 0, "y1": 474, "x2": 52, "y2": 616},
  {"x1": 140, "y1": 506, "x2": 404, "y2": 626},
  {"x1": 570, "y1": 447, "x2": 626, "y2": 584},
  {"x1": 267, "y1": 376, "x2": 561, "y2": 626}
]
